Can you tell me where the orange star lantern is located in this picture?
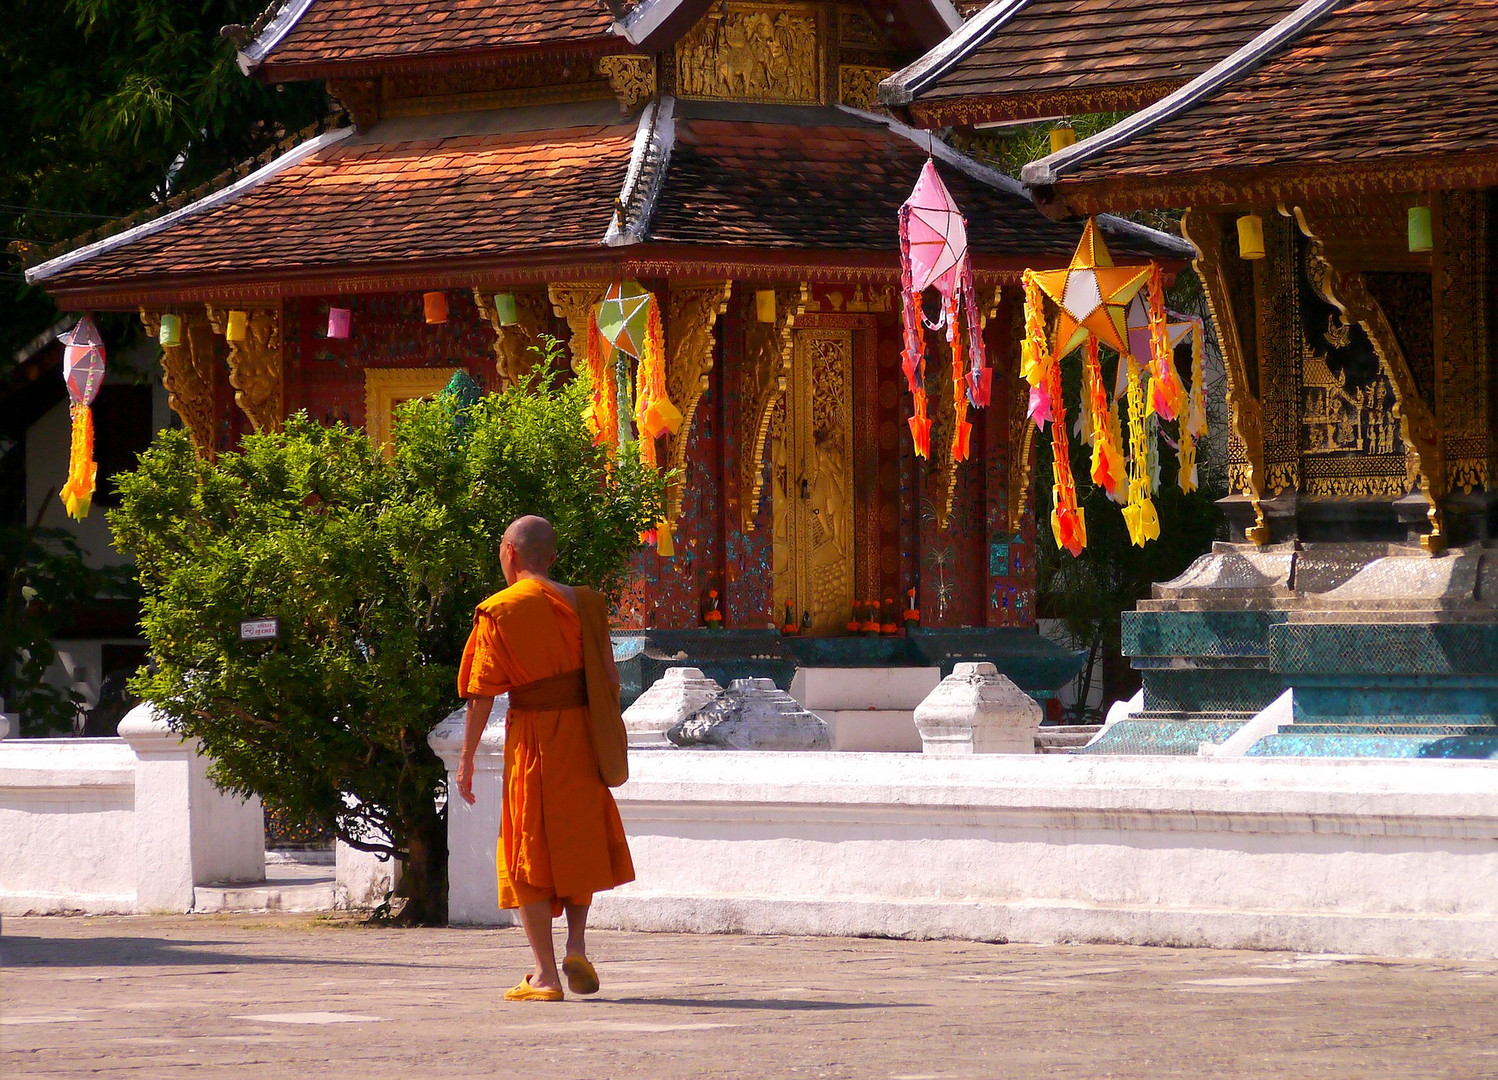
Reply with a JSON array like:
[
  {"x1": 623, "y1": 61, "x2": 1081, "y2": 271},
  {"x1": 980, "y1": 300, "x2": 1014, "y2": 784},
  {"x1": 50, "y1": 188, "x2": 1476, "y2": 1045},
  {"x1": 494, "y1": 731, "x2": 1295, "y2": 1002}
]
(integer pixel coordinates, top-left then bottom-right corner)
[{"x1": 1022, "y1": 220, "x2": 1207, "y2": 555}]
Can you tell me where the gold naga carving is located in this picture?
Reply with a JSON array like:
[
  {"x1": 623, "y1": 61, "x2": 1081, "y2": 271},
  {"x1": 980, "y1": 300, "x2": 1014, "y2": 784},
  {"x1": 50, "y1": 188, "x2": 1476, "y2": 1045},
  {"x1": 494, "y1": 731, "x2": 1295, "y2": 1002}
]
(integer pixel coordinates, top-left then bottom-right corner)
[
  {"x1": 663, "y1": 281, "x2": 733, "y2": 524},
  {"x1": 474, "y1": 288, "x2": 552, "y2": 390},
  {"x1": 207, "y1": 306, "x2": 283, "y2": 434},
  {"x1": 675, "y1": 3, "x2": 821, "y2": 104},
  {"x1": 547, "y1": 282, "x2": 608, "y2": 373},
  {"x1": 1181, "y1": 208, "x2": 1270, "y2": 543},
  {"x1": 1294, "y1": 206, "x2": 1446, "y2": 552},
  {"x1": 838, "y1": 66, "x2": 889, "y2": 112},
  {"x1": 140, "y1": 308, "x2": 217, "y2": 459},
  {"x1": 740, "y1": 283, "x2": 809, "y2": 530},
  {"x1": 597, "y1": 55, "x2": 657, "y2": 111}
]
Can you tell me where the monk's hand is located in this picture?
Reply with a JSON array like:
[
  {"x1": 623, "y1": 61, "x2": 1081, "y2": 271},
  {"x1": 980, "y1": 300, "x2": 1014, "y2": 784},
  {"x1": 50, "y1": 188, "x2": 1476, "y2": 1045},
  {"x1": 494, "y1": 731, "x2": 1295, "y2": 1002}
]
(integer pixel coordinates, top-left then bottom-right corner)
[{"x1": 456, "y1": 756, "x2": 476, "y2": 805}]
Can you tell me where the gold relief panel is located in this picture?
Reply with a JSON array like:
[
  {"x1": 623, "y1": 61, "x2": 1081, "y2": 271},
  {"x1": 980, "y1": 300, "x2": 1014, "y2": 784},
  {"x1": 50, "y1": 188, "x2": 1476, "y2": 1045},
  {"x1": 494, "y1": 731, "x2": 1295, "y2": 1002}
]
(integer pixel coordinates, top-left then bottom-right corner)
[{"x1": 675, "y1": 3, "x2": 822, "y2": 104}]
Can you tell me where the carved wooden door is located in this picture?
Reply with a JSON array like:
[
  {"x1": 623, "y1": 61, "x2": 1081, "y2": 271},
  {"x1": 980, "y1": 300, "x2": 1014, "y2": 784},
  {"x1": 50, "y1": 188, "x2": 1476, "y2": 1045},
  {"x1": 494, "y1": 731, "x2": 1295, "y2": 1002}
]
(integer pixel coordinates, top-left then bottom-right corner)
[{"x1": 772, "y1": 328, "x2": 854, "y2": 635}]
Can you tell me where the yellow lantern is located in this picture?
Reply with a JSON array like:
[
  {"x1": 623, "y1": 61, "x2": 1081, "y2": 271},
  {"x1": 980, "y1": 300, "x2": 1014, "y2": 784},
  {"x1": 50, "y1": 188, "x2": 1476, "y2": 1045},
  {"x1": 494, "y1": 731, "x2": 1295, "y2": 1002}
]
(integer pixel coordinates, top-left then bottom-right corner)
[
  {"x1": 1236, "y1": 214, "x2": 1266, "y2": 260},
  {"x1": 755, "y1": 289, "x2": 776, "y2": 324},
  {"x1": 423, "y1": 291, "x2": 448, "y2": 324},
  {"x1": 1049, "y1": 126, "x2": 1077, "y2": 154},
  {"x1": 158, "y1": 313, "x2": 181, "y2": 347},
  {"x1": 1408, "y1": 206, "x2": 1433, "y2": 253},
  {"x1": 225, "y1": 310, "x2": 249, "y2": 342}
]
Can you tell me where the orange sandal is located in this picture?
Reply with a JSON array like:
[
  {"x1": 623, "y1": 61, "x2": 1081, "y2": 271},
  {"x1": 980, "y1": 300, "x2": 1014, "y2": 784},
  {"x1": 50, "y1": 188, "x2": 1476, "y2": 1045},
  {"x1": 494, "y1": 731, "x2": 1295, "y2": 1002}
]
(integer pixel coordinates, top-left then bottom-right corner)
[
  {"x1": 504, "y1": 975, "x2": 564, "y2": 1002},
  {"x1": 562, "y1": 955, "x2": 600, "y2": 995}
]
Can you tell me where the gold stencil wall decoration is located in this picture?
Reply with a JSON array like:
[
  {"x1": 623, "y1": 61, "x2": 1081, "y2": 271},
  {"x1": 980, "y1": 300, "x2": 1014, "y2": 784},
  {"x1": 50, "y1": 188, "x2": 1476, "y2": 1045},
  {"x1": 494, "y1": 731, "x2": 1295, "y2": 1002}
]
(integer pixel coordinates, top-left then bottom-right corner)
[
  {"x1": 474, "y1": 288, "x2": 552, "y2": 390},
  {"x1": 1435, "y1": 190, "x2": 1491, "y2": 494},
  {"x1": 675, "y1": 3, "x2": 822, "y2": 104}
]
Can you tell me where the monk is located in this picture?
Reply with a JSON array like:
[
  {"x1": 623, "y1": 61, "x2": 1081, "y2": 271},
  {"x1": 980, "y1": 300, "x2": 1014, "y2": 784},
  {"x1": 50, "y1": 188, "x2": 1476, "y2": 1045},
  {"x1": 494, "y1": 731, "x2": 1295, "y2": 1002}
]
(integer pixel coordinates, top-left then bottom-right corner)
[{"x1": 455, "y1": 515, "x2": 634, "y2": 1002}]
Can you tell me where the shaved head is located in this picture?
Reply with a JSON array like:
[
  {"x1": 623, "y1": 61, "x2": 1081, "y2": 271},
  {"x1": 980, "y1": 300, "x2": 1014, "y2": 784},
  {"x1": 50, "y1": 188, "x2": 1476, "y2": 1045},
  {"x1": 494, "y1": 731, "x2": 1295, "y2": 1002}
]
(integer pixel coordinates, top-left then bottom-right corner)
[{"x1": 503, "y1": 515, "x2": 556, "y2": 573}]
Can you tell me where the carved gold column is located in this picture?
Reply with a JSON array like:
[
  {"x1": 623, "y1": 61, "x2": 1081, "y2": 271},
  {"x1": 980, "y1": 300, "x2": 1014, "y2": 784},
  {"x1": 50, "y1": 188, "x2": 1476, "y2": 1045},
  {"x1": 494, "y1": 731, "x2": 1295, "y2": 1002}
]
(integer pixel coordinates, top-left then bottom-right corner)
[
  {"x1": 1294, "y1": 206, "x2": 1447, "y2": 551},
  {"x1": 547, "y1": 282, "x2": 607, "y2": 373},
  {"x1": 207, "y1": 305, "x2": 284, "y2": 434},
  {"x1": 474, "y1": 288, "x2": 551, "y2": 390},
  {"x1": 740, "y1": 283, "x2": 808, "y2": 531},
  {"x1": 663, "y1": 281, "x2": 732, "y2": 524},
  {"x1": 1181, "y1": 208, "x2": 1270, "y2": 543},
  {"x1": 141, "y1": 308, "x2": 218, "y2": 459}
]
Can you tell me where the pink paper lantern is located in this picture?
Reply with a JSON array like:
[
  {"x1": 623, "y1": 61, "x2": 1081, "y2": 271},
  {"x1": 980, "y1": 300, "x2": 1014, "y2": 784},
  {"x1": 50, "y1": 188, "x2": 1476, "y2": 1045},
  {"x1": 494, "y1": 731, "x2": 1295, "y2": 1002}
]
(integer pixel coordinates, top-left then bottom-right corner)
[
  {"x1": 327, "y1": 307, "x2": 351, "y2": 339},
  {"x1": 61, "y1": 315, "x2": 106, "y2": 408}
]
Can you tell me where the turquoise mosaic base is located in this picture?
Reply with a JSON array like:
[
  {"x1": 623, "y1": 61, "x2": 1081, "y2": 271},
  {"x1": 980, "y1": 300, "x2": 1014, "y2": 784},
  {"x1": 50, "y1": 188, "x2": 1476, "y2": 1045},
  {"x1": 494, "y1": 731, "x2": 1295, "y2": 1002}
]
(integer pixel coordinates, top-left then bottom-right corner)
[
  {"x1": 1246, "y1": 733, "x2": 1498, "y2": 759},
  {"x1": 1118, "y1": 607, "x2": 1498, "y2": 759},
  {"x1": 1079, "y1": 719, "x2": 1248, "y2": 756}
]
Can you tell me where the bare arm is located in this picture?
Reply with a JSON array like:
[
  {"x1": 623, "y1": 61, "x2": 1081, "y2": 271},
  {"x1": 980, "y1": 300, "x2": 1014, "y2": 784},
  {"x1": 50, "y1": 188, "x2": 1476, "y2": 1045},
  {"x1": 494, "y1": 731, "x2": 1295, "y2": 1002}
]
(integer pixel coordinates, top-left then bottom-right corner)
[{"x1": 455, "y1": 695, "x2": 494, "y2": 805}]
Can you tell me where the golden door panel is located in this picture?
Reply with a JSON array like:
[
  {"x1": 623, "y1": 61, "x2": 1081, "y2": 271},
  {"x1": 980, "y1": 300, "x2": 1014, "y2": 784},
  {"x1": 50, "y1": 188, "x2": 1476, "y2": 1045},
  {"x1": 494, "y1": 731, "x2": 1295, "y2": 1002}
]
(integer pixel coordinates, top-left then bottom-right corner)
[{"x1": 773, "y1": 328, "x2": 853, "y2": 635}]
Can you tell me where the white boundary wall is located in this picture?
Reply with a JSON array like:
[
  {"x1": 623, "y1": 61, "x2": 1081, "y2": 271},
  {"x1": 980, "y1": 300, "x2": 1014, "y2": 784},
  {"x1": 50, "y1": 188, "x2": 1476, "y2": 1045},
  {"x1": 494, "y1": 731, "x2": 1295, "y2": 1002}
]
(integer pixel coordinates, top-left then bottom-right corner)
[
  {"x1": 0, "y1": 705, "x2": 264, "y2": 914},
  {"x1": 438, "y1": 734, "x2": 1498, "y2": 959}
]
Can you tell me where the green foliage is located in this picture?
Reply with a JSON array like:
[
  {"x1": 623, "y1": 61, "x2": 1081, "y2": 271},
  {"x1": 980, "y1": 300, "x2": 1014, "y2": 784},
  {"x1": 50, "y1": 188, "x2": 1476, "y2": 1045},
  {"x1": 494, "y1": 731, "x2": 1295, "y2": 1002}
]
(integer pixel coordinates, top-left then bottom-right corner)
[
  {"x1": 0, "y1": 523, "x2": 131, "y2": 733},
  {"x1": 109, "y1": 376, "x2": 662, "y2": 922},
  {"x1": 1, "y1": 0, "x2": 328, "y2": 363}
]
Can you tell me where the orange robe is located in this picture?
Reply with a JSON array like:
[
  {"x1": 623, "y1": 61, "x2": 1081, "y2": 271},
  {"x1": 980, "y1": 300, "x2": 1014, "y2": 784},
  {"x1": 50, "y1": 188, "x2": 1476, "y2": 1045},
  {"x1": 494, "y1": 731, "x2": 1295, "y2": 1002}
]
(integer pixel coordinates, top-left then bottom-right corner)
[{"x1": 458, "y1": 578, "x2": 634, "y2": 912}]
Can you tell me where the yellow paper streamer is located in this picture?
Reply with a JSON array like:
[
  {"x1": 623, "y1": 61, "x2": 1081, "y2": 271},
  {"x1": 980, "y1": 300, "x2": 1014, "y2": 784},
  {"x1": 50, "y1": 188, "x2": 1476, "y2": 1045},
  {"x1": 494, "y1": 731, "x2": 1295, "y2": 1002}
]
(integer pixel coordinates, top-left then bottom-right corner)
[{"x1": 60, "y1": 403, "x2": 97, "y2": 521}]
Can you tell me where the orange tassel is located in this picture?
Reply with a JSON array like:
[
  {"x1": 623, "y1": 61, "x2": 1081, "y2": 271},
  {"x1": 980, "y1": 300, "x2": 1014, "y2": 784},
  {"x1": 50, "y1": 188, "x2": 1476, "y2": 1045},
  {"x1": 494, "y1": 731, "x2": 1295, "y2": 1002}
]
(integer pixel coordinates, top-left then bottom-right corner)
[{"x1": 60, "y1": 404, "x2": 97, "y2": 520}]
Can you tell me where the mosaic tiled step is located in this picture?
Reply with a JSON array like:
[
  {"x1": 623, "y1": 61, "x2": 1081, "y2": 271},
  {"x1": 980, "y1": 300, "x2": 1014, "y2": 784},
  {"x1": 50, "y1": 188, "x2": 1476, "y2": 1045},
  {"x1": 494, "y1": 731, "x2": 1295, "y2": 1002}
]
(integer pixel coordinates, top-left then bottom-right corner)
[
  {"x1": 1289, "y1": 722, "x2": 1498, "y2": 737},
  {"x1": 1245, "y1": 733, "x2": 1498, "y2": 759},
  {"x1": 1077, "y1": 718, "x2": 1247, "y2": 756}
]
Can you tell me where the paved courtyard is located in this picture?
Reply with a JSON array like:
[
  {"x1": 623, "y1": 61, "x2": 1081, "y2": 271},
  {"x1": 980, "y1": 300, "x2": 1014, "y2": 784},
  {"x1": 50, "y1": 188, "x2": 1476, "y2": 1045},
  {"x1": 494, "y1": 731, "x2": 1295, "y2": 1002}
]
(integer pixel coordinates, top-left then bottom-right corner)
[{"x1": 5, "y1": 914, "x2": 1498, "y2": 1079}]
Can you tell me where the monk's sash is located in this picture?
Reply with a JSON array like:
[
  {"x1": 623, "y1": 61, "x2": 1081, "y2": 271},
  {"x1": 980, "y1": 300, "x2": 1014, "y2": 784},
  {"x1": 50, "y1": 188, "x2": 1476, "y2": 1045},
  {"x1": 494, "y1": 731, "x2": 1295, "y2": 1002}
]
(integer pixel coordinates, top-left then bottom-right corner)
[{"x1": 509, "y1": 668, "x2": 589, "y2": 711}]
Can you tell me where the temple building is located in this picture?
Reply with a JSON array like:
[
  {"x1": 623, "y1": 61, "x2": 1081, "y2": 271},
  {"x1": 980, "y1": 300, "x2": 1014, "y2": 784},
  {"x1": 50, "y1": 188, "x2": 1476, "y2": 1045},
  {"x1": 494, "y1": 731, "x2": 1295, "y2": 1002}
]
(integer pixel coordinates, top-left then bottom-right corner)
[
  {"x1": 886, "y1": 0, "x2": 1498, "y2": 755},
  {"x1": 25, "y1": 0, "x2": 1190, "y2": 698}
]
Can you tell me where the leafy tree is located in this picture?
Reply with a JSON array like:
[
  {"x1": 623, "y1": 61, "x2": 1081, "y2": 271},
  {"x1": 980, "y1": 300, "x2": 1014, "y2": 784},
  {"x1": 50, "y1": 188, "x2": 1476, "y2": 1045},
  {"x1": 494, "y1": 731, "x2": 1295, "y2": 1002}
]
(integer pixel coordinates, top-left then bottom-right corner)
[
  {"x1": 110, "y1": 373, "x2": 665, "y2": 924},
  {"x1": 1, "y1": 0, "x2": 328, "y2": 364}
]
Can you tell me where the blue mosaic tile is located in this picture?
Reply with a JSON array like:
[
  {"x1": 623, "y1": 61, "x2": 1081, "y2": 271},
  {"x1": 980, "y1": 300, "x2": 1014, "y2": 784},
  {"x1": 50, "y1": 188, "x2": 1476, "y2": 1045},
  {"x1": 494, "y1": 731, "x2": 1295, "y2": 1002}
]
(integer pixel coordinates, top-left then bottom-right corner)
[
  {"x1": 1078, "y1": 719, "x2": 1247, "y2": 756},
  {"x1": 1246, "y1": 733, "x2": 1498, "y2": 759},
  {"x1": 1122, "y1": 609, "x2": 1283, "y2": 659}
]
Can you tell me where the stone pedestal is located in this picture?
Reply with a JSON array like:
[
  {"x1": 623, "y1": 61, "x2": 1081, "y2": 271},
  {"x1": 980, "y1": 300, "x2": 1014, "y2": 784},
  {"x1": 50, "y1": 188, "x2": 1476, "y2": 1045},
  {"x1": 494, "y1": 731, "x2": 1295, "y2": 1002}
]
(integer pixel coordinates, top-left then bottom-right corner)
[
  {"x1": 427, "y1": 700, "x2": 514, "y2": 925},
  {"x1": 913, "y1": 662, "x2": 1040, "y2": 755},
  {"x1": 623, "y1": 668, "x2": 723, "y2": 746},
  {"x1": 668, "y1": 678, "x2": 830, "y2": 750},
  {"x1": 790, "y1": 667, "x2": 938, "y2": 752}
]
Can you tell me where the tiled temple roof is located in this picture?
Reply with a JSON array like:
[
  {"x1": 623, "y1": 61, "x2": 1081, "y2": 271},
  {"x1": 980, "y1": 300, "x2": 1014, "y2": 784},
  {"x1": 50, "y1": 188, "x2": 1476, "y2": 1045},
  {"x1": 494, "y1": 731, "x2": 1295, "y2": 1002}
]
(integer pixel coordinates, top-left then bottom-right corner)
[
  {"x1": 1021, "y1": 0, "x2": 1498, "y2": 211},
  {"x1": 881, "y1": 0, "x2": 1300, "y2": 125},
  {"x1": 28, "y1": 99, "x2": 1189, "y2": 307},
  {"x1": 648, "y1": 102, "x2": 1174, "y2": 261},
  {"x1": 240, "y1": 0, "x2": 627, "y2": 77}
]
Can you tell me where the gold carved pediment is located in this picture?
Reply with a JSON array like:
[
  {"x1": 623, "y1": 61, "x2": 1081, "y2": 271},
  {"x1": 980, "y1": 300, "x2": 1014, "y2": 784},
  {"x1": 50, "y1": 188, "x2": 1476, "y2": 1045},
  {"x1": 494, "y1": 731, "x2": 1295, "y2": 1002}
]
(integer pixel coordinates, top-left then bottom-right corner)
[{"x1": 675, "y1": 3, "x2": 822, "y2": 105}]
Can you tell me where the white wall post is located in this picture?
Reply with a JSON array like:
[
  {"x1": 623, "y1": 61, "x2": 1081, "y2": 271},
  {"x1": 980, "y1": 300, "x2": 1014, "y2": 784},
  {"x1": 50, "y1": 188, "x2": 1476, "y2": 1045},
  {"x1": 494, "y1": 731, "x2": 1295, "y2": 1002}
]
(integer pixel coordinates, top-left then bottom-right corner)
[
  {"x1": 623, "y1": 668, "x2": 723, "y2": 746},
  {"x1": 913, "y1": 662, "x2": 1041, "y2": 755},
  {"x1": 428, "y1": 700, "x2": 512, "y2": 926},
  {"x1": 117, "y1": 704, "x2": 264, "y2": 912}
]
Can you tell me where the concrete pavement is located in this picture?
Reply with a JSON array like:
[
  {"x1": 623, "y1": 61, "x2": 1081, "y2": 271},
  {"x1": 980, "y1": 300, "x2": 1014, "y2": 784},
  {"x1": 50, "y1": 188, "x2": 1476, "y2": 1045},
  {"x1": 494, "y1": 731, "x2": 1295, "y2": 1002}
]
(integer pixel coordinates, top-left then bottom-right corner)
[{"x1": 5, "y1": 914, "x2": 1498, "y2": 1079}]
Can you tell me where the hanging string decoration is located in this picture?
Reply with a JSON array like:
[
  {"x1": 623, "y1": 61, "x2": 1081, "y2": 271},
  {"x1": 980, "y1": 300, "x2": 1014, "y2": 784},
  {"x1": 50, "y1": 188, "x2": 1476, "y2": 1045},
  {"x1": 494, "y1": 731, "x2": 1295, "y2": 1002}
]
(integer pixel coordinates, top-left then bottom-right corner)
[
  {"x1": 59, "y1": 315, "x2": 107, "y2": 520},
  {"x1": 1022, "y1": 219, "x2": 1205, "y2": 554},
  {"x1": 898, "y1": 159, "x2": 990, "y2": 463}
]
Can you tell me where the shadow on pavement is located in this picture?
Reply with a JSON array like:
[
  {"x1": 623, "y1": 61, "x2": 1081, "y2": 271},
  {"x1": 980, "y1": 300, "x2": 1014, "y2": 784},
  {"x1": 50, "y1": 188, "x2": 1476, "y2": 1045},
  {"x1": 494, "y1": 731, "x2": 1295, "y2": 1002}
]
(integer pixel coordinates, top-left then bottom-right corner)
[
  {"x1": 0, "y1": 935, "x2": 437, "y2": 970},
  {"x1": 605, "y1": 997, "x2": 925, "y2": 1011}
]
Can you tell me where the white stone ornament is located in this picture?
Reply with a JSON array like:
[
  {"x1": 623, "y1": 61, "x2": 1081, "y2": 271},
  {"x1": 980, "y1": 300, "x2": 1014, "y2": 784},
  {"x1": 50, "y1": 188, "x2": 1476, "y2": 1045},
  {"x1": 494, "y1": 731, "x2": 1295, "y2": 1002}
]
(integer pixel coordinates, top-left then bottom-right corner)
[
  {"x1": 913, "y1": 662, "x2": 1040, "y2": 755},
  {"x1": 623, "y1": 667, "x2": 723, "y2": 746},
  {"x1": 668, "y1": 677, "x2": 830, "y2": 750}
]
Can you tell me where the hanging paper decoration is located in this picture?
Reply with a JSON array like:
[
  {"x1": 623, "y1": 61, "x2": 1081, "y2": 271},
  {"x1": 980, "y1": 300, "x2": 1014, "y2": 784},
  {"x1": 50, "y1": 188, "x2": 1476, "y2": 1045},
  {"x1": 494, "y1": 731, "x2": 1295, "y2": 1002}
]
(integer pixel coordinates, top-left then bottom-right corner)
[
  {"x1": 59, "y1": 316, "x2": 106, "y2": 520},
  {"x1": 1022, "y1": 219, "x2": 1206, "y2": 555},
  {"x1": 225, "y1": 309, "x2": 249, "y2": 342},
  {"x1": 327, "y1": 307, "x2": 351, "y2": 339},
  {"x1": 423, "y1": 292, "x2": 448, "y2": 324},
  {"x1": 898, "y1": 159, "x2": 990, "y2": 464},
  {"x1": 590, "y1": 281, "x2": 680, "y2": 555},
  {"x1": 492, "y1": 293, "x2": 518, "y2": 326},
  {"x1": 158, "y1": 313, "x2": 182, "y2": 347}
]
